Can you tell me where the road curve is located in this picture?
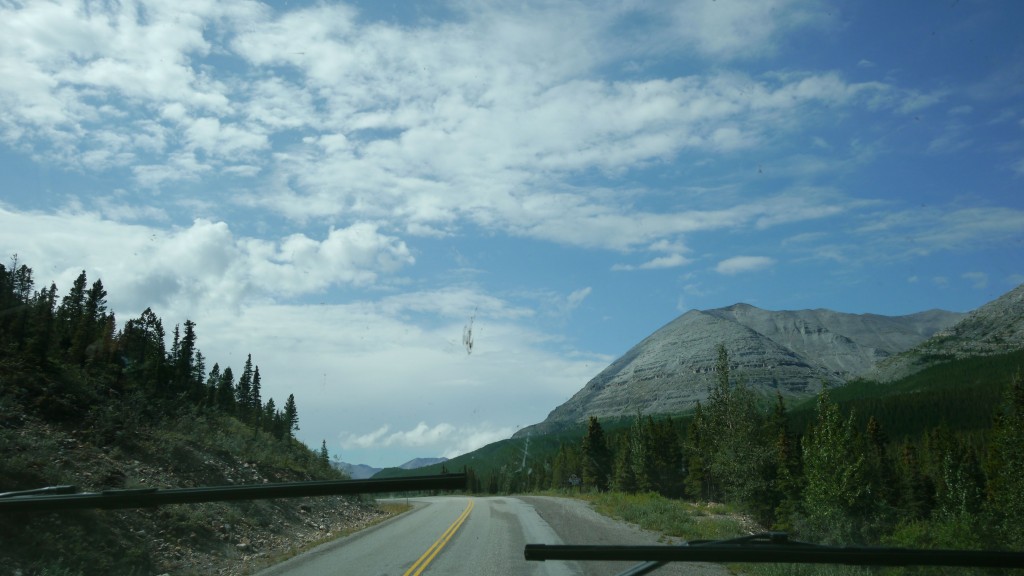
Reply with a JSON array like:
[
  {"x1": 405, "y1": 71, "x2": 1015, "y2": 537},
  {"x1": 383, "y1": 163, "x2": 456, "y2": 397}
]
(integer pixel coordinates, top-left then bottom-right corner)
[{"x1": 256, "y1": 496, "x2": 728, "y2": 576}]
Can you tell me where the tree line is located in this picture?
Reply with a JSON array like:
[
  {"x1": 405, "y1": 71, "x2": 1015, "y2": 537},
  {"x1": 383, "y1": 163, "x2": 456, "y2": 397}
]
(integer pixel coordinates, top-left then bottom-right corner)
[
  {"x1": 479, "y1": 344, "x2": 1024, "y2": 550},
  {"x1": 0, "y1": 257, "x2": 302, "y2": 444}
]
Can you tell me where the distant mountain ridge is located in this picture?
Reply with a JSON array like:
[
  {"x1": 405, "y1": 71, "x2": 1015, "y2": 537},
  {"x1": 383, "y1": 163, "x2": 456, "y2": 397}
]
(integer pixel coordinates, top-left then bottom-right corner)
[
  {"x1": 868, "y1": 283, "x2": 1024, "y2": 382},
  {"x1": 333, "y1": 457, "x2": 449, "y2": 480},
  {"x1": 515, "y1": 301, "x2": 967, "y2": 437}
]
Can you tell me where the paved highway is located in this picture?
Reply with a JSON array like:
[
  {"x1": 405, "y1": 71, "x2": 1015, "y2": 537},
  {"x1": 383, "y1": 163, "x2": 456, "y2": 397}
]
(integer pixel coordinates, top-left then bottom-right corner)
[{"x1": 257, "y1": 496, "x2": 728, "y2": 576}]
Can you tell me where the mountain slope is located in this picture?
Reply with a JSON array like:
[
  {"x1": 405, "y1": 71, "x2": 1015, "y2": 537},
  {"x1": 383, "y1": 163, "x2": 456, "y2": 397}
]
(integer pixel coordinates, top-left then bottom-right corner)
[
  {"x1": 516, "y1": 303, "x2": 963, "y2": 437},
  {"x1": 336, "y1": 457, "x2": 449, "y2": 480},
  {"x1": 869, "y1": 283, "x2": 1024, "y2": 382}
]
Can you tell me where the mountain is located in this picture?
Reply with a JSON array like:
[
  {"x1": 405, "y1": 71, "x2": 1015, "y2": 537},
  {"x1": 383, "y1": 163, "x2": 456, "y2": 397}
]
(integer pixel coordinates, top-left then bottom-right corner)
[
  {"x1": 400, "y1": 457, "x2": 448, "y2": 470},
  {"x1": 335, "y1": 457, "x2": 449, "y2": 480},
  {"x1": 868, "y1": 283, "x2": 1024, "y2": 382},
  {"x1": 515, "y1": 303, "x2": 964, "y2": 437},
  {"x1": 334, "y1": 461, "x2": 382, "y2": 480}
]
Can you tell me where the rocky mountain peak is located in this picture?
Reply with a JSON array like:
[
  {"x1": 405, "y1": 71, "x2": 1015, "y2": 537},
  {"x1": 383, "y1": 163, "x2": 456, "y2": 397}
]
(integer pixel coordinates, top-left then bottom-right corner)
[{"x1": 515, "y1": 301, "x2": 967, "y2": 437}]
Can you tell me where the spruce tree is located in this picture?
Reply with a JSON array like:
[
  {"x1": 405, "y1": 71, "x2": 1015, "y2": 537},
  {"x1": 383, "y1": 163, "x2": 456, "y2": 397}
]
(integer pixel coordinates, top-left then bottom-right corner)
[
  {"x1": 237, "y1": 354, "x2": 254, "y2": 420},
  {"x1": 283, "y1": 394, "x2": 299, "y2": 437},
  {"x1": 217, "y1": 367, "x2": 236, "y2": 414},
  {"x1": 987, "y1": 371, "x2": 1024, "y2": 547},
  {"x1": 320, "y1": 440, "x2": 330, "y2": 467},
  {"x1": 581, "y1": 416, "x2": 611, "y2": 491},
  {"x1": 251, "y1": 367, "x2": 262, "y2": 428},
  {"x1": 612, "y1": 436, "x2": 637, "y2": 493}
]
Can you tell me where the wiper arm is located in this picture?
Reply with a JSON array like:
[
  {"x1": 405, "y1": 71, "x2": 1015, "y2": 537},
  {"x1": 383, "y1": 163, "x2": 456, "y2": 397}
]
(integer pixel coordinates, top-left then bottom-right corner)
[
  {"x1": 525, "y1": 532, "x2": 1024, "y2": 570},
  {"x1": 0, "y1": 473, "x2": 465, "y2": 513}
]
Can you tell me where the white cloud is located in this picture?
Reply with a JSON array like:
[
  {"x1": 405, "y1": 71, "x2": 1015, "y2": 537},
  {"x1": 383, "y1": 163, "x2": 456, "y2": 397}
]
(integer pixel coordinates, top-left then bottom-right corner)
[
  {"x1": 857, "y1": 207, "x2": 1024, "y2": 256},
  {"x1": 665, "y1": 0, "x2": 833, "y2": 61},
  {"x1": 0, "y1": 0, "x2": 898, "y2": 254},
  {"x1": 613, "y1": 253, "x2": 693, "y2": 271},
  {"x1": 0, "y1": 206, "x2": 413, "y2": 313},
  {"x1": 566, "y1": 287, "x2": 592, "y2": 311},
  {"x1": 339, "y1": 422, "x2": 517, "y2": 460},
  {"x1": 716, "y1": 255, "x2": 777, "y2": 275},
  {"x1": 962, "y1": 272, "x2": 988, "y2": 289}
]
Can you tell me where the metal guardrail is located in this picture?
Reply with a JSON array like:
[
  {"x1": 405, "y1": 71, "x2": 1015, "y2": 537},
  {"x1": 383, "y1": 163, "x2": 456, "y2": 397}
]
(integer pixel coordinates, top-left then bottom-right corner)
[{"x1": 0, "y1": 473, "x2": 467, "y2": 512}]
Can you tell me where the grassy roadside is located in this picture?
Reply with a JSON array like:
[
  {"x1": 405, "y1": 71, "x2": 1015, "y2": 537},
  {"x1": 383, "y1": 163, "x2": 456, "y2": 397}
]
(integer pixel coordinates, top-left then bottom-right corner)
[
  {"x1": 550, "y1": 490, "x2": 750, "y2": 542},
  {"x1": 542, "y1": 491, "x2": 877, "y2": 576}
]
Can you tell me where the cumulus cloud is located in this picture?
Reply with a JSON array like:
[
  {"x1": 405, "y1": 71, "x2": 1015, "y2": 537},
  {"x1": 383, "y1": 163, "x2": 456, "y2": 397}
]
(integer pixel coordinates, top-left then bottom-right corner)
[
  {"x1": 339, "y1": 422, "x2": 517, "y2": 459},
  {"x1": 0, "y1": 0, "x2": 902, "y2": 251},
  {"x1": 716, "y1": 255, "x2": 777, "y2": 275},
  {"x1": 0, "y1": 206, "x2": 413, "y2": 313}
]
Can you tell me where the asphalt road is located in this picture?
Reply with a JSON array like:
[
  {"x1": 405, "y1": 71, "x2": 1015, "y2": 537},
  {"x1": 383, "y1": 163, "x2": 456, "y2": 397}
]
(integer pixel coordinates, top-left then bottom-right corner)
[{"x1": 256, "y1": 496, "x2": 728, "y2": 576}]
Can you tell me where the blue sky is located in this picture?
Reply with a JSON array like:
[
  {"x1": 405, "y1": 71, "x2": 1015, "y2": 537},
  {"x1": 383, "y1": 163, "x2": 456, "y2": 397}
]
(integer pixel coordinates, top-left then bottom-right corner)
[{"x1": 1, "y1": 0, "x2": 1022, "y2": 467}]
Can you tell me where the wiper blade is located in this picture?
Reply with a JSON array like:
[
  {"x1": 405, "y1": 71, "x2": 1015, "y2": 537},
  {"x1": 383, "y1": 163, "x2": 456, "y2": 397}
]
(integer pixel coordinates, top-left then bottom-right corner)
[
  {"x1": 0, "y1": 473, "x2": 465, "y2": 513},
  {"x1": 525, "y1": 532, "x2": 1024, "y2": 569}
]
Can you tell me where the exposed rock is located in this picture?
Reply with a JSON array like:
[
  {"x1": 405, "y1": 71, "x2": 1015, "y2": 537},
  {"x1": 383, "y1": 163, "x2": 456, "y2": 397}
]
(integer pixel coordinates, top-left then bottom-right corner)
[
  {"x1": 869, "y1": 283, "x2": 1024, "y2": 382},
  {"x1": 516, "y1": 302, "x2": 965, "y2": 437}
]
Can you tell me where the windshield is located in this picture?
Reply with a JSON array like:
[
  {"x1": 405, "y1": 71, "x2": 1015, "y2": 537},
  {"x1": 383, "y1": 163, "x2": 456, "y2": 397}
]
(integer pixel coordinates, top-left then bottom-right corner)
[{"x1": 1, "y1": 0, "x2": 1022, "y2": 574}]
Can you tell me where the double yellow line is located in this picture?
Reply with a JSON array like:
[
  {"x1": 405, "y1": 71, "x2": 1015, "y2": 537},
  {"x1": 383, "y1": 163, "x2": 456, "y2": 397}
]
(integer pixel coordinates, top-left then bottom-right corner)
[{"x1": 403, "y1": 499, "x2": 475, "y2": 576}]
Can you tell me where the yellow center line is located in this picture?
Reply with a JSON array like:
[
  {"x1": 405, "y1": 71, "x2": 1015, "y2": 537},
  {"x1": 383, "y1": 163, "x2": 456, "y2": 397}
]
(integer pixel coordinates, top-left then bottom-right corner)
[{"x1": 403, "y1": 499, "x2": 474, "y2": 576}]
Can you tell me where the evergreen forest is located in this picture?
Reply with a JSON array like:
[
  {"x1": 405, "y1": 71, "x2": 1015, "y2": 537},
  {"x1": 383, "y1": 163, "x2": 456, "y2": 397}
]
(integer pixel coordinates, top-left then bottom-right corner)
[
  {"x1": 0, "y1": 257, "x2": 344, "y2": 574},
  {"x1": 470, "y1": 344, "x2": 1024, "y2": 553}
]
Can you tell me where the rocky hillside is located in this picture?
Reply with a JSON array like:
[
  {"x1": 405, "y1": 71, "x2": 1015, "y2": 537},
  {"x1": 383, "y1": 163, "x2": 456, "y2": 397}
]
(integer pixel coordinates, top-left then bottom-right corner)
[
  {"x1": 869, "y1": 282, "x2": 1024, "y2": 382},
  {"x1": 516, "y1": 303, "x2": 964, "y2": 437},
  {"x1": 0, "y1": 403, "x2": 392, "y2": 576},
  {"x1": 0, "y1": 260, "x2": 397, "y2": 575}
]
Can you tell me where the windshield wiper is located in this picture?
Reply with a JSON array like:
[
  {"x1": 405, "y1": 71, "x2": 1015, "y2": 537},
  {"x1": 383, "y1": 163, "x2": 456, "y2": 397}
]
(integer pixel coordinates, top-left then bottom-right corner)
[
  {"x1": 525, "y1": 532, "x2": 1024, "y2": 572},
  {"x1": 0, "y1": 473, "x2": 465, "y2": 513}
]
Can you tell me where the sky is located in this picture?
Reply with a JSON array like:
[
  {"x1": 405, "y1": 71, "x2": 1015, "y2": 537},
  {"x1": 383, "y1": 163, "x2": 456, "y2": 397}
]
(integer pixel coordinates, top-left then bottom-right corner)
[{"x1": 1, "y1": 0, "x2": 1023, "y2": 468}]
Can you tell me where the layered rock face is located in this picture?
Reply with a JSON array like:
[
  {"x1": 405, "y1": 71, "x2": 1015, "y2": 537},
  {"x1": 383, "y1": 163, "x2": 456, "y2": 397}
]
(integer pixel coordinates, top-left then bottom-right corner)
[
  {"x1": 515, "y1": 303, "x2": 965, "y2": 437},
  {"x1": 869, "y1": 283, "x2": 1024, "y2": 382}
]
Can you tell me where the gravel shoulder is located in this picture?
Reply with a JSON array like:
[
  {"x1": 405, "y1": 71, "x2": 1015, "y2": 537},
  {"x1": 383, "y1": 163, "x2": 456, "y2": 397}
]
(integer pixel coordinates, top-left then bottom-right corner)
[{"x1": 517, "y1": 496, "x2": 730, "y2": 576}]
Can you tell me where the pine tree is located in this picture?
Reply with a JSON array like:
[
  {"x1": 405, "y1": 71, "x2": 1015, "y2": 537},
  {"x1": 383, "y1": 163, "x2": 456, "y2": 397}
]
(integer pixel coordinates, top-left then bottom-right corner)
[
  {"x1": 70, "y1": 279, "x2": 107, "y2": 365},
  {"x1": 612, "y1": 436, "x2": 637, "y2": 493},
  {"x1": 283, "y1": 394, "x2": 299, "y2": 438},
  {"x1": 217, "y1": 367, "x2": 236, "y2": 414},
  {"x1": 120, "y1": 308, "x2": 166, "y2": 390},
  {"x1": 320, "y1": 440, "x2": 330, "y2": 467},
  {"x1": 685, "y1": 401, "x2": 712, "y2": 500},
  {"x1": 56, "y1": 271, "x2": 87, "y2": 356},
  {"x1": 251, "y1": 366, "x2": 262, "y2": 428},
  {"x1": 237, "y1": 354, "x2": 254, "y2": 420},
  {"x1": 177, "y1": 320, "x2": 198, "y2": 389},
  {"x1": 863, "y1": 416, "x2": 899, "y2": 522},
  {"x1": 581, "y1": 416, "x2": 611, "y2": 492},
  {"x1": 263, "y1": 398, "x2": 278, "y2": 438},
  {"x1": 27, "y1": 282, "x2": 58, "y2": 364},
  {"x1": 898, "y1": 443, "x2": 934, "y2": 521},
  {"x1": 987, "y1": 371, "x2": 1024, "y2": 547},
  {"x1": 206, "y1": 363, "x2": 222, "y2": 406}
]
